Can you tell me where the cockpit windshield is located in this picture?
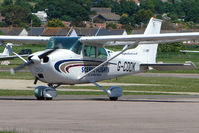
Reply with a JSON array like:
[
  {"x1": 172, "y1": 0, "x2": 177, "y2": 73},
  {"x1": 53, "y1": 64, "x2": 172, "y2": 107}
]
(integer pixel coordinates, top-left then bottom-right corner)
[{"x1": 46, "y1": 37, "x2": 82, "y2": 54}]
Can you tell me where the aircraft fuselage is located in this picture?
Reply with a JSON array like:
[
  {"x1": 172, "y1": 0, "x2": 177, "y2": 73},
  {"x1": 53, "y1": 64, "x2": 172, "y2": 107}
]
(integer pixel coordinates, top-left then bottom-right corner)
[{"x1": 29, "y1": 49, "x2": 141, "y2": 85}]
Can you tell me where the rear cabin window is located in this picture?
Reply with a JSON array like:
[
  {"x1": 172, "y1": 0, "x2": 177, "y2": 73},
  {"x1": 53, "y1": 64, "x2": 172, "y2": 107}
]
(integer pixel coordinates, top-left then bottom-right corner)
[{"x1": 98, "y1": 47, "x2": 107, "y2": 59}]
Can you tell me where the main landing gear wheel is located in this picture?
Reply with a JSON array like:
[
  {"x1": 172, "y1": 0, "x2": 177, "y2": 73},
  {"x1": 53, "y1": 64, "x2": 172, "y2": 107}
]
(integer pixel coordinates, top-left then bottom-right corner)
[
  {"x1": 109, "y1": 97, "x2": 118, "y2": 101},
  {"x1": 107, "y1": 86, "x2": 122, "y2": 101},
  {"x1": 92, "y1": 82, "x2": 122, "y2": 101},
  {"x1": 34, "y1": 86, "x2": 57, "y2": 100}
]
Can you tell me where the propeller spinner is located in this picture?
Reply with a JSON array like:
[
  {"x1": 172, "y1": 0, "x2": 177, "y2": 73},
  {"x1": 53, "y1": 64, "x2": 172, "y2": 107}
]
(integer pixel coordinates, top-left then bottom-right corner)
[{"x1": 11, "y1": 49, "x2": 56, "y2": 74}]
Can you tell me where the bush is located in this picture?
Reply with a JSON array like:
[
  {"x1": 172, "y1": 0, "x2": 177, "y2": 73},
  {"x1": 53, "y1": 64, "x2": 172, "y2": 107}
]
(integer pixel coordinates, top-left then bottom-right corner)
[{"x1": 158, "y1": 42, "x2": 185, "y2": 53}]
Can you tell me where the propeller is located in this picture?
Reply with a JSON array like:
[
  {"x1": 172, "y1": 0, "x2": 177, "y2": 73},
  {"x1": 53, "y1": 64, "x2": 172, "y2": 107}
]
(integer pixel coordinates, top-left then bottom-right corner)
[{"x1": 11, "y1": 49, "x2": 56, "y2": 74}]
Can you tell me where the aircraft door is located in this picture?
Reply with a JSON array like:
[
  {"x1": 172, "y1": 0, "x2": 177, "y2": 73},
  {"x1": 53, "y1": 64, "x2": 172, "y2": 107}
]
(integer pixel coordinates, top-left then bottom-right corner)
[{"x1": 83, "y1": 45, "x2": 107, "y2": 59}]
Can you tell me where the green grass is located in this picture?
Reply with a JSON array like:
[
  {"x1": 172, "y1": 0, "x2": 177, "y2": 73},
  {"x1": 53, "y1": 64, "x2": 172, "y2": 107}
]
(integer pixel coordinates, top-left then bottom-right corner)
[
  {"x1": 0, "y1": 89, "x2": 178, "y2": 96},
  {"x1": 0, "y1": 90, "x2": 33, "y2": 96},
  {"x1": 155, "y1": 52, "x2": 199, "y2": 73},
  {"x1": 0, "y1": 72, "x2": 34, "y2": 80},
  {"x1": 58, "y1": 75, "x2": 199, "y2": 93},
  {"x1": 0, "y1": 44, "x2": 46, "y2": 53},
  {"x1": 0, "y1": 44, "x2": 46, "y2": 69},
  {"x1": 0, "y1": 73, "x2": 199, "y2": 96},
  {"x1": 1, "y1": 71, "x2": 199, "y2": 95},
  {"x1": 0, "y1": 131, "x2": 17, "y2": 133},
  {"x1": 103, "y1": 75, "x2": 199, "y2": 92}
]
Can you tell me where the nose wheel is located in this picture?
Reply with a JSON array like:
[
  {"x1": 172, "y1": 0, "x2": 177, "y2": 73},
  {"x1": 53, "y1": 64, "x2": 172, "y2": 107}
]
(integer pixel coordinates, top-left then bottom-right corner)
[
  {"x1": 34, "y1": 84, "x2": 59, "y2": 100},
  {"x1": 109, "y1": 97, "x2": 118, "y2": 101}
]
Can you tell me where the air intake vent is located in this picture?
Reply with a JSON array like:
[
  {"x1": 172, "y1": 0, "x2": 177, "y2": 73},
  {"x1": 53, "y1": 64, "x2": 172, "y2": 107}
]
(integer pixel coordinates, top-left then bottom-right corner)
[{"x1": 38, "y1": 74, "x2": 44, "y2": 78}]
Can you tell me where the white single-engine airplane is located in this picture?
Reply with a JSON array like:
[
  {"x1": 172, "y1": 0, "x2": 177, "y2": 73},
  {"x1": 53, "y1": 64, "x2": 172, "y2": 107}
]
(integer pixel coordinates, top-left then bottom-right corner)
[{"x1": 0, "y1": 18, "x2": 199, "y2": 100}]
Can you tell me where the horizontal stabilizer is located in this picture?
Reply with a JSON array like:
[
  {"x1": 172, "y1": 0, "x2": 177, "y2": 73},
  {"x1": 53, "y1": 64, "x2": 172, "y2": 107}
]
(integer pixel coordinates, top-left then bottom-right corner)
[
  {"x1": 180, "y1": 50, "x2": 199, "y2": 53},
  {"x1": 140, "y1": 62, "x2": 196, "y2": 71}
]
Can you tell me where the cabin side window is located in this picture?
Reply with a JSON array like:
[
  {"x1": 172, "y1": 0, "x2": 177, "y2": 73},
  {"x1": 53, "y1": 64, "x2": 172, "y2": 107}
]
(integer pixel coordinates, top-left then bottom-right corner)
[
  {"x1": 84, "y1": 45, "x2": 97, "y2": 58},
  {"x1": 97, "y1": 47, "x2": 107, "y2": 59},
  {"x1": 83, "y1": 45, "x2": 107, "y2": 59}
]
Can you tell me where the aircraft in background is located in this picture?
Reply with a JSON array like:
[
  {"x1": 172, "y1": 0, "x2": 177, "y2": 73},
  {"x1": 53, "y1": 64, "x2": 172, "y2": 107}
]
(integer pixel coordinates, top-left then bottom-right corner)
[
  {"x1": 0, "y1": 17, "x2": 198, "y2": 100},
  {"x1": 0, "y1": 43, "x2": 13, "y2": 60},
  {"x1": 0, "y1": 43, "x2": 29, "y2": 63}
]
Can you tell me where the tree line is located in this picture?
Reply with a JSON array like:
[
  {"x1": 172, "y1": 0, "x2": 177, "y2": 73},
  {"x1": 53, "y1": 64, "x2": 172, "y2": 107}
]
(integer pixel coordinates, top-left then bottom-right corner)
[{"x1": 1, "y1": 0, "x2": 199, "y2": 29}]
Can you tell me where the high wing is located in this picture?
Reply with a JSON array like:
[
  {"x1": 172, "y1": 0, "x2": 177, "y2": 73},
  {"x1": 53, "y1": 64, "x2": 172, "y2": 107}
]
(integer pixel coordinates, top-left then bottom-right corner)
[
  {"x1": 80, "y1": 32, "x2": 199, "y2": 46},
  {"x1": 0, "y1": 54, "x2": 28, "y2": 61},
  {"x1": 0, "y1": 36, "x2": 50, "y2": 44},
  {"x1": 0, "y1": 32, "x2": 198, "y2": 46},
  {"x1": 0, "y1": 33, "x2": 198, "y2": 46}
]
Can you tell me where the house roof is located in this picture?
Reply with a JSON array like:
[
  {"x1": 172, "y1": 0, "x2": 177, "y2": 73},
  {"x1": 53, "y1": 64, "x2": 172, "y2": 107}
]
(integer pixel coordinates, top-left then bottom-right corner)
[
  {"x1": 91, "y1": 7, "x2": 120, "y2": 21},
  {"x1": 75, "y1": 28, "x2": 96, "y2": 36},
  {"x1": 117, "y1": 0, "x2": 140, "y2": 3},
  {"x1": 131, "y1": 30, "x2": 180, "y2": 34},
  {"x1": 93, "y1": 13, "x2": 121, "y2": 22},
  {"x1": 95, "y1": 29, "x2": 125, "y2": 36},
  {"x1": 0, "y1": 28, "x2": 9, "y2": 35},
  {"x1": 42, "y1": 28, "x2": 60, "y2": 36},
  {"x1": 100, "y1": 13, "x2": 121, "y2": 21},
  {"x1": 7, "y1": 28, "x2": 24, "y2": 36},
  {"x1": 91, "y1": 8, "x2": 112, "y2": 14},
  {"x1": 132, "y1": 30, "x2": 144, "y2": 34},
  {"x1": 57, "y1": 28, "x2": 73, "y2": 36},
  {"x1": 28, "y1": 27, "x2": 45, "y2": 36},
  {"x1": 75, "y1": 28, "x2": 126, "y2": 36}
]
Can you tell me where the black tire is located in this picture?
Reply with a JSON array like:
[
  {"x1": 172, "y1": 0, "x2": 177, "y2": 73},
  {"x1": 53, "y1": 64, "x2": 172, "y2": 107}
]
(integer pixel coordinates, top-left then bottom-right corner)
[
  {"x1": 36, "y1": 97, "x2": 53, "y2": 100},
  {"x1": 45, "y1": 97, "x2": 53, "y2": 100},
  {"x1": 36, "y1": 97, "x2": 45, "y2": 100},
  {"x1": 109, "y1": 97, "x2": 118, "y2": 101}
]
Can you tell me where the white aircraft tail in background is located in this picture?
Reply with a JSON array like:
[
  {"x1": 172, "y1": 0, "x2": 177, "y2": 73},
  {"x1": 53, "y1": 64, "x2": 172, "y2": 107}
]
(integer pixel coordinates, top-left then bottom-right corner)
[{"x1": 0, "y1": 43, "x2": 13, "y2": 56}]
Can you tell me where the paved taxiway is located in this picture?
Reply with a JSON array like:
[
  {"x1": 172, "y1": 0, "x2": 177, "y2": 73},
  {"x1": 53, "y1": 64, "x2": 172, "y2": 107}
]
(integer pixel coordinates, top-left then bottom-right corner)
[
  {"x1": 1, "y1": 74, "x2": 199, "y2": 133},
  {"x1": 0, "y1": 95, "x2": 199, "y2": 133}
]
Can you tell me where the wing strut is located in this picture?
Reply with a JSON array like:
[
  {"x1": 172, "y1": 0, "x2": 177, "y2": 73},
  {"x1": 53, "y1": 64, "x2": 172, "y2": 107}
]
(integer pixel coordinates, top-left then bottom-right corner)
[
  {"x1": 79, "y1": 41, "x2": 139, "y2": 80},
  {"x1": 12, "y1": 51, "x2": 27, "y2": 63}
]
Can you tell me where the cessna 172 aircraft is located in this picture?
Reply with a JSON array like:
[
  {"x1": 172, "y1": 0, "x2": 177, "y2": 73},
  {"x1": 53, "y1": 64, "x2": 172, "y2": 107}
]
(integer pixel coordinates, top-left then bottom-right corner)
[{"x1": 0, "y1": 17, "x2": 199, "y2": 100}]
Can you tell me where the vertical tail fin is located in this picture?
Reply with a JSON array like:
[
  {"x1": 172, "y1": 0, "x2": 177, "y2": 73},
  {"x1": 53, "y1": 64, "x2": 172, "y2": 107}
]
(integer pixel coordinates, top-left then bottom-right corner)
[
  {"x1": 2, "y1": 43, "x2": 13, "y2": 56},
  {"x1": 130, "y1": 18, "x2": 162, "y2": 64}
]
